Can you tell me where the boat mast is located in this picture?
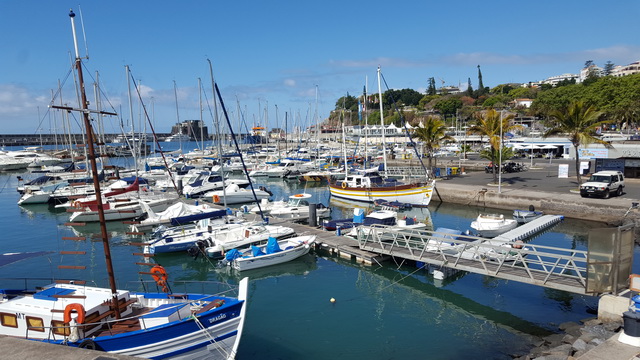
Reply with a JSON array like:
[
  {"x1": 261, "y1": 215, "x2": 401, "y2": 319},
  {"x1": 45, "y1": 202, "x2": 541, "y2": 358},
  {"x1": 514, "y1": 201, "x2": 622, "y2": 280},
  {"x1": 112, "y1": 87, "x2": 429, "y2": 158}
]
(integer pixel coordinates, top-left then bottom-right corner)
[
  {"x1": 66, "y1": 9, "x2": 121, "y2": 317},
  {"x1": 377, "y1": 66, "x2": 388, "y2": 173},
  {"x1": 207, "y1": 59, "x2": 228, "y2": 208},
  {"x1": 173, "y1": 80, "x2": 182, "y2": 152},
  {"x1": 363, "y1": 78, "x2": 368, "y2": 168}
]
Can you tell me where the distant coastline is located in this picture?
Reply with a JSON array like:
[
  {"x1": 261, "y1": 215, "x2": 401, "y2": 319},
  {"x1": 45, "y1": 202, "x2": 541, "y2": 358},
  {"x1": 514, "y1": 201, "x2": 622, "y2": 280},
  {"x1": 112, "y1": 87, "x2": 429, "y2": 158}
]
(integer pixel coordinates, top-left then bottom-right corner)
[{"x1": 0, "y1": 133, "x2": 235, "y2": 146}]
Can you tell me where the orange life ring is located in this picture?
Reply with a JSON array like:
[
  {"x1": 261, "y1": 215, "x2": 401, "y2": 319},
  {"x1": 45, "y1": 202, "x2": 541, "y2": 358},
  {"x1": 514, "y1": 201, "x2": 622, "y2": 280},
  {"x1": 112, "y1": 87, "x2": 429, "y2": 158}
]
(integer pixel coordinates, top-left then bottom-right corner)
[
  {"x1": 212, "y1": 195, "x2": 220, "y2": 203},
  {"x1": 341, "y1": 182, "x2": 347, "y2": 189},
  {"x1": 293, "y1": 194, "x2": 304, "y2": 197},
  {"x1": 63, "y1": 303, "x2": 86, "y2": 324},
  {"x1": 150, "y1": 265, "x2": 168, "y2": 284}
]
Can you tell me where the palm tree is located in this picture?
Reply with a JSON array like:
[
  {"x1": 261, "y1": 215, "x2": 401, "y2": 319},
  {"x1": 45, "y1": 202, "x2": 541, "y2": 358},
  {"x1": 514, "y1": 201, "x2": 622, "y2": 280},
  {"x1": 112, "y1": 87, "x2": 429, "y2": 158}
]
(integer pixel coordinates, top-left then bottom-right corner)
[
  {"x1": 413, "y1": 116, "x2": 455, "y2": 171},
  {"x1": 543, "y1": 101, "x2": 613, "y2": 185},
  {"x1": 467, "y1": 109, "x2": 522, "y2": 184}
]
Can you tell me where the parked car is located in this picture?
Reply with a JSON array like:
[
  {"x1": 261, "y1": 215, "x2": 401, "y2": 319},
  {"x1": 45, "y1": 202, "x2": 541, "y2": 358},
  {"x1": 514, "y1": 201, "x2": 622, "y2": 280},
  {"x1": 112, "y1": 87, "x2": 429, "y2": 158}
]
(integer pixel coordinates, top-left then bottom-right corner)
[{"x1": 579, "y1": 170, "x2": 625, "y2": 198}]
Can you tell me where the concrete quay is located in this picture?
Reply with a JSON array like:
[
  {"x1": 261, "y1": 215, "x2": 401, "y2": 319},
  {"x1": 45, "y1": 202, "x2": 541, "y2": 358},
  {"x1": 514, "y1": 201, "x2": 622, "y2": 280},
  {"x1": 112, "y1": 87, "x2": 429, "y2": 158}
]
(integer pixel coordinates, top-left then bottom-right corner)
[
  {"x1": 424, "y1": 159, "x2": 640, "y2": 225},
  {"x1": 0, "y1": 335, "x2": 141, "y2": 359}
]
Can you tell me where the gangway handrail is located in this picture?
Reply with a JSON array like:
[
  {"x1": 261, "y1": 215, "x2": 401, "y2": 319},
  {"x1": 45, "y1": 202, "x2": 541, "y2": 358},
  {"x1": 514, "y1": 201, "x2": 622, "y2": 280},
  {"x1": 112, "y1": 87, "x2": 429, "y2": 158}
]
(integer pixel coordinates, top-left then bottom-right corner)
[{"x1": 355, "y1": 225, "x2": 589, "y2": 293}]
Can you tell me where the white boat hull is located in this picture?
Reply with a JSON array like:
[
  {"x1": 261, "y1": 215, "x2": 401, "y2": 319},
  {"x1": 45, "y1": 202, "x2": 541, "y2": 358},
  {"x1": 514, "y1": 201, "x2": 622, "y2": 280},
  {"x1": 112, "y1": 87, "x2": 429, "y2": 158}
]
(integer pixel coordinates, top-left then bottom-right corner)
[
  {"x1": 232, "y1": 235, "x2": 315, "y2": 271},
  {"x1": 470, "y1": 214, "x2": 518, "y2": 238}
]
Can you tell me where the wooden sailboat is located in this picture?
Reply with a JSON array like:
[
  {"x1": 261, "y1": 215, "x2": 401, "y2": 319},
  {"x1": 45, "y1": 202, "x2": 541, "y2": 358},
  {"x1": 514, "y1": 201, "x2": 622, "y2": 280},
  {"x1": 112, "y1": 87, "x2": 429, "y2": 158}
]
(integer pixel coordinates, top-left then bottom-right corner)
[
  {"x1": 328, "y1": 67, "x2": 436, "y2": 206},
  {"x1": 0, "y1": 10, "x2": 248, "y2": 359}
]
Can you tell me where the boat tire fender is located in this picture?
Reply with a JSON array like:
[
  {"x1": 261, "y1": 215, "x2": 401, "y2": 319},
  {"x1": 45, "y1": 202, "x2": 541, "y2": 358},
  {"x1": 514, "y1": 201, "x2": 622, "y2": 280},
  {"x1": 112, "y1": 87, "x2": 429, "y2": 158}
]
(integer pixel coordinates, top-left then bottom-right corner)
[
  {"x1": 341, "y1": 182, "x2": 347, "y2": 189},
  {"x1": 78, "y1": 339, "x2": 99, "y2": 350}
]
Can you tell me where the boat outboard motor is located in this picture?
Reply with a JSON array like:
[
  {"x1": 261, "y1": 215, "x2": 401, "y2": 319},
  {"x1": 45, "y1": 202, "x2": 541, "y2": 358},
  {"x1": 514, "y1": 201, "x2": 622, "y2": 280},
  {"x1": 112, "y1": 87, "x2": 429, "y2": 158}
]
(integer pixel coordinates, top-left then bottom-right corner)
[
  {"x1": 187, "y1": 240, "x2": 208, "y2": 260},
  {"x1": 259, "y1": 186, "x2": 273, "y2": 196}
]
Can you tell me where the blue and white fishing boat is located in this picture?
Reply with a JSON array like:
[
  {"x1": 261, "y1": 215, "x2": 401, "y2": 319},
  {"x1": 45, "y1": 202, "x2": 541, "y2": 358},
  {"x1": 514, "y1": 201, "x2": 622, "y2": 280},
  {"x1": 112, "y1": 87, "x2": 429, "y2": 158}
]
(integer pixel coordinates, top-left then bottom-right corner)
[
  {"x1": 225, "y1": 235, "x2": 316, "y2": 271},
  {"x1": 0, "y1": 10, "x2": 249, "y2": 359}
]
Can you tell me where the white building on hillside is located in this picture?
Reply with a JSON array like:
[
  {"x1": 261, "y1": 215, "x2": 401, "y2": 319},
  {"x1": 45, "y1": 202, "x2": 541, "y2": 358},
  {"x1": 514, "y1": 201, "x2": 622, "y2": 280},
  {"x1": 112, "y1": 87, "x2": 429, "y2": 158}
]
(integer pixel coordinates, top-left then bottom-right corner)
[
  {"x1": 612, "y1": 61, "x2": 640, "y2": 77},
  {"x1": 537, "y1": 73, "x2": 579, "y2": 86}
]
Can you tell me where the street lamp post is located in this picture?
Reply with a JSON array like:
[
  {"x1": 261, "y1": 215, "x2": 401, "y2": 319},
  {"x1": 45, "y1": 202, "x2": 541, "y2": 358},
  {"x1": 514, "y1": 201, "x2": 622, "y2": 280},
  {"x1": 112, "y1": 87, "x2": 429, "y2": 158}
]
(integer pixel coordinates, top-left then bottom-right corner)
[{"x1": 498, "y1": 110, "x2": 503, "y2": 194}]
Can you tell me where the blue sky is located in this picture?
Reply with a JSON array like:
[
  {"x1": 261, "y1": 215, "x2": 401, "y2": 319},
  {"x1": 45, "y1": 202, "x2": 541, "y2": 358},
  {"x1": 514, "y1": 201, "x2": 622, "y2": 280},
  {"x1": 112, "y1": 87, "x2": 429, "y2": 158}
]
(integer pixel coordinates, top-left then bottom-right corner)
[{"x1": 2, "y1": 1, "x2": 640, "y2": 135}]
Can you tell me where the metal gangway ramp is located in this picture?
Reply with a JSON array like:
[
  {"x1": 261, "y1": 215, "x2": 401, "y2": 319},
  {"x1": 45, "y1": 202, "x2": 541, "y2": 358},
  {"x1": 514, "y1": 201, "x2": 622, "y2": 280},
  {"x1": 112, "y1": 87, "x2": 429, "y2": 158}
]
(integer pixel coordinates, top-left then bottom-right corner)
[{"x1": 356, "y1": 226, "x2": 590, "y2": 294}]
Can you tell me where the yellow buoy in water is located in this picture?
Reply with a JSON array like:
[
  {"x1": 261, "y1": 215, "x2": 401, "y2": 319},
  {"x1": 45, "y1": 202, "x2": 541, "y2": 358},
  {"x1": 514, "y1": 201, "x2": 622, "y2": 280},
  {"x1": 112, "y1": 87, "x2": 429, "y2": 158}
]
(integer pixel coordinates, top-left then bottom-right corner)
[{"x1": 330, "y1": 298, "x2": 336, "y2": 303}]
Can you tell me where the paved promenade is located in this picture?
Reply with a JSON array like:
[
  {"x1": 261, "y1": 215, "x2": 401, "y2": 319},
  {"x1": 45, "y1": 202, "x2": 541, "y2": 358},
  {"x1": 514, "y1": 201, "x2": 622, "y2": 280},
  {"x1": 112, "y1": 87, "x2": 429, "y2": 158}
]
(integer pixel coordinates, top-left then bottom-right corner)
[{"x1": 424, "y1": 158, "x2": 640, "y2": 224}]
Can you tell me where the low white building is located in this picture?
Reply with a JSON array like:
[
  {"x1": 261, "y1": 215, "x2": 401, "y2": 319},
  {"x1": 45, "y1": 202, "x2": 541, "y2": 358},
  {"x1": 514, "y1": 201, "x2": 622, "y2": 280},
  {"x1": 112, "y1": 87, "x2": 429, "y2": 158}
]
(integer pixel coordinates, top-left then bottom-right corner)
[{"x1": 611, "y1": 61, "x2": 640, "y2": 77}]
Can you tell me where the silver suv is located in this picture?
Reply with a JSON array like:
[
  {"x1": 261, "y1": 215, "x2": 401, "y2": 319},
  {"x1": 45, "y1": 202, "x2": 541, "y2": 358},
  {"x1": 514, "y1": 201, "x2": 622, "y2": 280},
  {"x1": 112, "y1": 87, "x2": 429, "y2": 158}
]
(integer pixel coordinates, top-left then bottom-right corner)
[{"x1": 580, "y1": 170, "x2": 625, "y2": 198}]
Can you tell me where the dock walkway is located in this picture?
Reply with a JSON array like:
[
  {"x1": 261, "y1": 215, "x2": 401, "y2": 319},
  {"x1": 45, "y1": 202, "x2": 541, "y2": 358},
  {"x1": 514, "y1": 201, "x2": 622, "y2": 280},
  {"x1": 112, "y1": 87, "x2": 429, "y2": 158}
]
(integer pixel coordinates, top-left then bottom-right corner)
[
  {"x1": 492, "y1": 214, "x2": 565, "y2": 242},
  {"x1": 268, "y1": 219, "x2": 389, "y2": 265}
]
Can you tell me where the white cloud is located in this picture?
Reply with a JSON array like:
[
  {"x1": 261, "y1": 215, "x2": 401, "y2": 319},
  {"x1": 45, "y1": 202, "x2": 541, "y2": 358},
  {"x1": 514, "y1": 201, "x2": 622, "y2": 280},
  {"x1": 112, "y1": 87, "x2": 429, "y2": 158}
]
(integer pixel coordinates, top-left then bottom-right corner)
[
  {"x1": 284, "y1": 79, "x2": 296, "y2": 87},
  {"x1": 328, "y1": 45, "x2": 640, "y2": 70},
  {"x1": 0, "y1": 85, "x2": 34, "y2": 115}
]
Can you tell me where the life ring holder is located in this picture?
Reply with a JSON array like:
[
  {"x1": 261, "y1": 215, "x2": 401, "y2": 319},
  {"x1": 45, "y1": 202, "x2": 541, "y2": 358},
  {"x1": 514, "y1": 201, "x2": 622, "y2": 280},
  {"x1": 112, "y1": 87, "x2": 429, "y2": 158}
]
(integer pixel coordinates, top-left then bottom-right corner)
[
  {"x1": 341, "y1": 182, "x2": 347, "y2": 189},
  {"x1": 63, "y1": 303, "x2": 86, "y2": 324}
]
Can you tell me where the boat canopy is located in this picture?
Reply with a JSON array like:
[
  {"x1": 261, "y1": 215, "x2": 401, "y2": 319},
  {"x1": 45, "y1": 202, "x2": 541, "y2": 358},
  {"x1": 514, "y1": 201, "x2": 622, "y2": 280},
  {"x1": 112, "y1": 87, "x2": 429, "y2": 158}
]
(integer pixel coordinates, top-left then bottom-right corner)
[{"x1": 266, "y1": 237, "x2": 282, "y2": 254}]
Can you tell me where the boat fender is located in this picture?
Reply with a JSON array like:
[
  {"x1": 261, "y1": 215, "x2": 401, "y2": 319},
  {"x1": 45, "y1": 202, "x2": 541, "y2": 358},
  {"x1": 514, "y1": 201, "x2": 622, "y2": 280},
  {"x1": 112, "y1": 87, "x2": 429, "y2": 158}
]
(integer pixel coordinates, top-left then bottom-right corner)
[
  {"x1": 63, "y1": 303, "x2": 86, "y2": 324},
  {"x1": 78, "y1": 339, "x2": 98, "y2": 350},
  {"x1": 341, "y1": 182, "x2": 347, "y2": 189},
  {"x1": 513, "y1": 240, "x2": 524, "y2": 249}
]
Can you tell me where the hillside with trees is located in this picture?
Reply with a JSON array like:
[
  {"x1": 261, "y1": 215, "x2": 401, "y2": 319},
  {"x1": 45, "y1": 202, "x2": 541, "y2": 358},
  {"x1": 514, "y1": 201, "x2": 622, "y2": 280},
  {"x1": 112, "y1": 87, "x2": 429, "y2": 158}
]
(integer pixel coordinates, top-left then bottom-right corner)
[{"x1": 326, "y1": 66, "x2": 640, "y2": 133}]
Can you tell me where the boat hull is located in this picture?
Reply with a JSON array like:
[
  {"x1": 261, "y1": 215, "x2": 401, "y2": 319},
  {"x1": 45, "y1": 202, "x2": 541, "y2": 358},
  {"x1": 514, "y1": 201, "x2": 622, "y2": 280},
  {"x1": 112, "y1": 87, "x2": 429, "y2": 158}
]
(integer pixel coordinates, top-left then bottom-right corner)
[
  {"x1": 328, "y1": 180, "x2": 435, "y2": 206},
  {"x1": 232, "y1": 236, "x2": 315, "y2": 271}
]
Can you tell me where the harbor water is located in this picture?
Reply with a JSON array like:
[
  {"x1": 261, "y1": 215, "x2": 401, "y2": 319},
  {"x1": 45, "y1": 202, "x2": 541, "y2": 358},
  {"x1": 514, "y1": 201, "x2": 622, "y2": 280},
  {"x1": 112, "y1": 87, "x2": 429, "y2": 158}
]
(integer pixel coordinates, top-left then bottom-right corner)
[{"x1": 1, "y1": 142, "x2": 638, "y2": 359}]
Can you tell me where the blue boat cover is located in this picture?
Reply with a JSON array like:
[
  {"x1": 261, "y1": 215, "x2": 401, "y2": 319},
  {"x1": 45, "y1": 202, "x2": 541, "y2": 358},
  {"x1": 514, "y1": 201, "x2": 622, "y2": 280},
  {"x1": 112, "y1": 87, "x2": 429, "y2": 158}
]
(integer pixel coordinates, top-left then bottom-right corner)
[
  {"x1": 121, "y1": 176, "x2": 149, "y2": 185},
  {"x1": 170, "y1": 209, "x2": 227, "y2": 226},
  {"x1": 252, "y1": 245, "x2": 265, "y2": 257},
  {"x1": 266, "y1": 237, "x2": 281, "y2": 254},
  {"x1": 33, "y1": 287, "x2": 74, "y2": 301},
  {"x1": 225, "y1": 249, "x2": 241, "y2": 261}
]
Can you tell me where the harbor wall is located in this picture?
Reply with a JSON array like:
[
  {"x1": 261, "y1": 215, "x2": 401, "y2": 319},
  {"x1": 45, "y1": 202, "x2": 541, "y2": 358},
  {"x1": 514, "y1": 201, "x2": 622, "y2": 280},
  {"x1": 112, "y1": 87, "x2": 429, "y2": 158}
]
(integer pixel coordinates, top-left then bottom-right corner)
[{"x1": 434, "y1": 181, "x2": 635, "y2": 225}]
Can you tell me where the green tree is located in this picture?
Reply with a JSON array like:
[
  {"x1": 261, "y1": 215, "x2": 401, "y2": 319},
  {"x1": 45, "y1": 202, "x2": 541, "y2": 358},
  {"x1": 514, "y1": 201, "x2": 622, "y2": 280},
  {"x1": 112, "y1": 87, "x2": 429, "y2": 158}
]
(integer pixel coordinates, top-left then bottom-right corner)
[
  {"x1": 482, "y1": 95, "x2": 510, "y2": 108},
  {"x1": 604, "y1": 61, "x2": 615, "y2": 76},
  {"x1": 335, "y1": 94, "x2": 358, "y2": 112},
  {"x1": 556, "y1": 78, "x2": 577, "y2": 87},
  {"x1": 383, "y1": 88, "x2": 423, "y2": 108},
  {"x1": 433, "y1": 97, "x2": 463, "y2": 118},
  {"x1": 508, "y1": 87, "x2": 538, "y2": 100},
  {"x1": 543, "y1": 101, "x2": 613, "y2": 185},
  {"x1": 413, "y1": 116, "x2": 455, "y2": 170},
  {"x1": 427, "y1": 77, "x2": 437, "y2": 96},
  {"x1": 477, "y1": 65, "x2": 485, "y2": 96},
  {"x1": 467, "y1": 77, "x2": 473, "y2": 97},
  {"x1": 467, "y1": 109, "x2": 521, "y2": 183}
]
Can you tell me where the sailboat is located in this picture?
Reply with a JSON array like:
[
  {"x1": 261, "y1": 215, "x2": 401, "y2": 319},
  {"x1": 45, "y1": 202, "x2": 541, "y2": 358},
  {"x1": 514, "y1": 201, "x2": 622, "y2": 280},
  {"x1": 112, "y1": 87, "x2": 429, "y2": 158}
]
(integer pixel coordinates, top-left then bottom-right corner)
[
  {"x1": 0, "y1": 10, "x2": 248, "y2": 359},
  {"x1": 328, "y1": 67, "x2": 436, "y2": 206}
]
